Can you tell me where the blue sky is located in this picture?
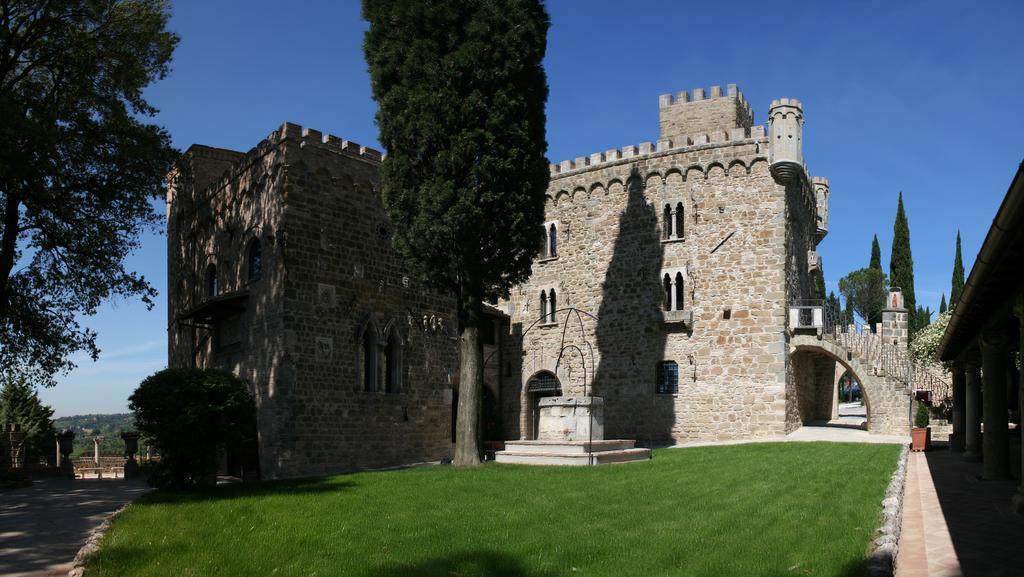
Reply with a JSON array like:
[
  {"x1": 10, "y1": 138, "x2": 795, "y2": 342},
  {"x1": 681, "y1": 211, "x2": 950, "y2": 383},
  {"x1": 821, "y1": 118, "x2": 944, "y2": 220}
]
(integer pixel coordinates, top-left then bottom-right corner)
[{"x1": 38, "y1": 0, "x2": 1024, "y2": 416}]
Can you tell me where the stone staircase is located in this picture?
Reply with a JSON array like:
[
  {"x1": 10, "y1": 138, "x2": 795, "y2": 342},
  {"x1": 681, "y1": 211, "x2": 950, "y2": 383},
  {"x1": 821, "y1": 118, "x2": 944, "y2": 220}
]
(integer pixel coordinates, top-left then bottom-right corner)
[{"x1": 494, "y1": 439, "x2": 651, "y2": 466}]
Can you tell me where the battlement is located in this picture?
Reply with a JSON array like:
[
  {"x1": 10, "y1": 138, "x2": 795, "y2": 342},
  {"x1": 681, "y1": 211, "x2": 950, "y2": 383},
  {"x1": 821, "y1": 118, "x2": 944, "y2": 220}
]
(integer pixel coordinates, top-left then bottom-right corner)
[
  {"x1": 658, "y1": 83, "x2": 754, "y2": 142},
  {"x1": 275, "y1": 122, "x2": 383, "y2": 162},
  {"x1": 548, "y1": 125, "x2": 766, "y2": 177},
  {"x1": 769, "y1": 97, "x2": 803, "y2": 111}
]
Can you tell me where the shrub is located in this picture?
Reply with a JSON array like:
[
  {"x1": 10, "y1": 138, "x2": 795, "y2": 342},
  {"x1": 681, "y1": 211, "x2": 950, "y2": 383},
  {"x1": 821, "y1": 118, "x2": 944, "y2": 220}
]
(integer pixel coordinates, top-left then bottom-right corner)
[
  {"x1": 129, "y1": 368, "x2": 256, "y2": 488},
  {"x1": 914, "y1": 403, "x2": 930, "y2": 429}
]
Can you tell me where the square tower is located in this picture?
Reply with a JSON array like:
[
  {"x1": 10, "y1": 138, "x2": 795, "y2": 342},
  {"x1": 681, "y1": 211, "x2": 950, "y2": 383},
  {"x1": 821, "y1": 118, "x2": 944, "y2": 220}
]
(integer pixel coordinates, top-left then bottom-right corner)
[{"x1": 658, "y1": 84, "x2": 753, "y2": 143}]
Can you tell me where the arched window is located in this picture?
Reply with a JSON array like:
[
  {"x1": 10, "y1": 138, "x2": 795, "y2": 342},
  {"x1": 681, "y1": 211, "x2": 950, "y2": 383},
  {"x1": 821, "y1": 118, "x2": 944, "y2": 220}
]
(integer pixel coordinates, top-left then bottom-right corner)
[
  {"x1": 206, "y1": 264, "x2": 219, "y2": 298},
  {"x1": 360, "y1": 327, "x2": 377, "y2": 392},
  {"x1": 247, "y1": 238, "x2": 262, "y2": 281},
  {"x1": 548, "y1": 289, "x2": 556, "y2": 324},
  {"x1": 675, "y1": 272, "x2": 685, "y2": 311},
  {"x1": 539, "y1": 290, "x2": 548, "y2": 323},
  {"x1": 548, "y1": 223, "x2": 557, "y2": 258},
  {"x1": 663, "y1": 204, "x2": 672, "y2": 239},
  {"x1": 675, "y1": 202, "x2": 685, "y2": 238},
  {"x1": 656, "y1": 361, "x2": 679, "y2": 394},
  {"x1": 663, "y1": 273, "x2": 672, "y2": 311},
  {"x1": 384, "y1": 330, "x2": 402, "y2": 393}
]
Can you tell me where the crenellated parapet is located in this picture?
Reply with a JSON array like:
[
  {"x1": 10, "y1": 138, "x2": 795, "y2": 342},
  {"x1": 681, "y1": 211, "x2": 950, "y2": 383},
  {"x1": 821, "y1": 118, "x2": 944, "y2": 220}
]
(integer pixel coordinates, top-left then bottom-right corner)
[{"x1": 549, "y1": 125, "x2": 766, "y2": 178}]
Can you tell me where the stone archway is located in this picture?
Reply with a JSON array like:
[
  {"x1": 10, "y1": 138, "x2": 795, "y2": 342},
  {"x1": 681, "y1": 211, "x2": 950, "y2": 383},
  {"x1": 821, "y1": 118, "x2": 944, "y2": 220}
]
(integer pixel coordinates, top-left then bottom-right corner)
[
  {"x1": 789, "y1": 335, "x2": 910, "y2": 435},
  {"x1": 522, "y1": 371, "x2": 562, "y2": 440},
  {"x1": 789, "y1": 349, "x2": 873, "y2": 431}
]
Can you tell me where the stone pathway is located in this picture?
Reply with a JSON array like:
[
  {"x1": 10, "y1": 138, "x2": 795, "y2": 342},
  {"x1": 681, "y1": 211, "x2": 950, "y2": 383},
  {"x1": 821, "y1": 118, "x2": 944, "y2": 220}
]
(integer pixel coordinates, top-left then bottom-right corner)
[
  {"x1": 896, "y1": 446, "x2": 1024, "y2": 577},
  {"x1": 0, "y1": 478, "x2": 149, "y2": 577}
]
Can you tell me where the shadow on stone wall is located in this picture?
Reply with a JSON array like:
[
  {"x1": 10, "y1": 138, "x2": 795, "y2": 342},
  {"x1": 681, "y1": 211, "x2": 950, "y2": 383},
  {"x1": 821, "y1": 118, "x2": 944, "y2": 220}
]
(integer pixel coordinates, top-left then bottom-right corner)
[{"x1": 592, "y1": 168, "x2": 674, "y2": 445}]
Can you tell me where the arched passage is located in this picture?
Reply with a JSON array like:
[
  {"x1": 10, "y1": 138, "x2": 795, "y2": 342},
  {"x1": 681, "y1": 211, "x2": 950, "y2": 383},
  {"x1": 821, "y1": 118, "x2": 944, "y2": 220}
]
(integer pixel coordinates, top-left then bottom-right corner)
[{"x1": 790, "y1": 349, "x2": 873, "y2": 430}]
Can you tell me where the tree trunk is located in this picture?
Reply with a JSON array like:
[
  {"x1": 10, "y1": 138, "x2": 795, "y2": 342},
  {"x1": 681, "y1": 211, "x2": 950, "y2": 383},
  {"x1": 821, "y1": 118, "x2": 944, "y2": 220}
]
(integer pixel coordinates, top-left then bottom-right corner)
[{"x1": 453, "y1": 295, "x2": 483, "y2": 467}]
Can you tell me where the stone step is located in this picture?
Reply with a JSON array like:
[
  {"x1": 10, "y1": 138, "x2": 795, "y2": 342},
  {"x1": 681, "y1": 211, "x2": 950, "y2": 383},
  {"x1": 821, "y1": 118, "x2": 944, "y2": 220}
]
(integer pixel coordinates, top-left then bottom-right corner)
[
  {"x1": 500, "y1": 439, "x2": 636, "y2": 454},
  {"x1": 494, "y1": 447, "x2": 651, "y2": 466}
]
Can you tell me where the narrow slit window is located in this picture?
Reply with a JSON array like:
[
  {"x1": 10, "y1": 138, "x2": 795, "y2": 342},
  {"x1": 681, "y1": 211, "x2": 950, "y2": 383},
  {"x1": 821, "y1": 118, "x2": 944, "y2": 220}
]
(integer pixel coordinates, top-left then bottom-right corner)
[
  {"x1": 675, "y1": 202, "x2": 685, "y2": 238},
  {"x1": 548, "y1": 223, "x2": 558, "y2": 258},
  {"x1": 675, "y1": 272, "x2": 685, "y2": 311},
  {"x1": 663, "y1": 204, "x2": 672, "y2": 239},
  {"x1": 548, "y1": 289, "x2": 557, "y2": 324},
  {"x1": 663, "y1": 273, "x2": 672, "y2": 311},
  {"x1": 206, "y1": 264, "x2": 219, "y2": 298},
  {"x1": 540, "y1": 290, "x2": 548, "y2": 323},
  {"x1": 247, "y1": 239, "x2": 262, "y2": 281}
]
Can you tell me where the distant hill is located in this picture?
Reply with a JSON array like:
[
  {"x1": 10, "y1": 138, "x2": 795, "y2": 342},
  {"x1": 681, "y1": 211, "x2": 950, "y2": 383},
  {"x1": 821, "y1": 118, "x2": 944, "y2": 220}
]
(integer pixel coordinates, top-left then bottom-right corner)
[{"x1": 53, "y1": 413, "x2": 136, "y2": 457}]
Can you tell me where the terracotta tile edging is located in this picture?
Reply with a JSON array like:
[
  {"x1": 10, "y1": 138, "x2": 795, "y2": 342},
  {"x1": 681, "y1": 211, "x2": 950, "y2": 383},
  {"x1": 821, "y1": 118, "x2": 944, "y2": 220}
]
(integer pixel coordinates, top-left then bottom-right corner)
[
  {"x1": 67, "y1": 501, "x2": 134, "y2": 577},
  {"x1": 866, "y1": 444, "x2": 909, "y2": 577}
]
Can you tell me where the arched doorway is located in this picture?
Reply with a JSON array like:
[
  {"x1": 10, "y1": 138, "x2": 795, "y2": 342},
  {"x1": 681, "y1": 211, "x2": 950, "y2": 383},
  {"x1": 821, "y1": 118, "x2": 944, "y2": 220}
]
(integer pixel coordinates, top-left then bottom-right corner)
[{"x1": 526, "y1": 371, "x2": 561, "y2": 439}]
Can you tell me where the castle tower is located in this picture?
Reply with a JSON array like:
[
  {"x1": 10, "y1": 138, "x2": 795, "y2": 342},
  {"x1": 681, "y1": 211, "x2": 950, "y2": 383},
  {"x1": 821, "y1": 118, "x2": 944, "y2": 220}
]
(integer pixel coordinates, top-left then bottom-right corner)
[
  {"x1": 658, "y1": 84, "x2": 753, "y2": 143},
  {"x1": 768, "y1": 98, "x2": 804, "y2": 184},
  {"x1": 812, "y1": 176, "x2": 829, "y2": 241}
]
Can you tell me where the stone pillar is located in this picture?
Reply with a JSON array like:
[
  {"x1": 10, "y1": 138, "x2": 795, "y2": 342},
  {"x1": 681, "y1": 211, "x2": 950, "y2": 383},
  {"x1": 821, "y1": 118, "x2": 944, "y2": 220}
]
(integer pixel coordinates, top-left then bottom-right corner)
[
  {"x1": 880, "y1": 289, "x2": 908, "y2": 350},
  {"x1": 121, "y1": 431, "x2": 140, "y2": 479},
  {"x1": 93, "y1": 436, "x2": 104, "y2": 465},
  {"x1": 1014, "y1": 298, "x2": 1024, "y2": 514},
  {"x1": 964, "y1": 352, "x2": 983, "y2": 461},
  {"x1": 950, "y1": 363, "x2": 966, "y2": 452},
  {"x1": 980, "y1": 330, "x2": 1011, "y2": 480},
  {"x1": 56, "y1": 429, "x2": 75, "y2": 478}
]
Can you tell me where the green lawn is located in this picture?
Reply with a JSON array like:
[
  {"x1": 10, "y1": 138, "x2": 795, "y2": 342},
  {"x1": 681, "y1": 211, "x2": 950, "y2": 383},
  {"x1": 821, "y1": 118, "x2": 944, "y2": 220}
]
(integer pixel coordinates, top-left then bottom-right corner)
[{"x1": 85, "y1": 442, "x2": 901, "y2": 577}]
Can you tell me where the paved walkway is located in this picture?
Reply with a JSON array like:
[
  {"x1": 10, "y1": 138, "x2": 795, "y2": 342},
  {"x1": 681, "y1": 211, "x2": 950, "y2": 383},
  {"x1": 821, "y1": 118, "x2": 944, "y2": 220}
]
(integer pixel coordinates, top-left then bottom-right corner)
[
  {"x1": 0, "y1": 478, "x2": 149, "y2": 577},
  {"x1": 896, "y1": 445, "x2": 1024, "y2": 577}
]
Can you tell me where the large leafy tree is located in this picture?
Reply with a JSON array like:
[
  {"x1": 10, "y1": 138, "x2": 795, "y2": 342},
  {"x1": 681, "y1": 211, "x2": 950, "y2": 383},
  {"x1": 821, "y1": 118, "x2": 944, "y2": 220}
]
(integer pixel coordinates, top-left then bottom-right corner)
[
  {"x1": 363, "y1": 0, "x2": 550, "y2": 466},
  {"x1": 0, "y1": 376, "x2": 56, "y2": 464},
  {"x1": 838, "y1": 267, "x2": 888, "y2": 330},
  {"x1": 889, "y1": 193, "x2": 917, "y2": 334},
  {"x1": 130, "y1": 368, "x2": 255, "y2": 488},
  {"x1": 950, "y1": 230, "x2": 965, "y2": 309},
  {"x1": 0, "y1": 1, "x2": 179, "y2": 386}
]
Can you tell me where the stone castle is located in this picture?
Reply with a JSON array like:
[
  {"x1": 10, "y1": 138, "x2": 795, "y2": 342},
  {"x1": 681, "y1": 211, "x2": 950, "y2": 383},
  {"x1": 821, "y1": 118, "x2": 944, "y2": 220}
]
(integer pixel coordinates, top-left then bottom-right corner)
[{"x1": 167, "y1": 83, "x2": 914, "y2": 479}]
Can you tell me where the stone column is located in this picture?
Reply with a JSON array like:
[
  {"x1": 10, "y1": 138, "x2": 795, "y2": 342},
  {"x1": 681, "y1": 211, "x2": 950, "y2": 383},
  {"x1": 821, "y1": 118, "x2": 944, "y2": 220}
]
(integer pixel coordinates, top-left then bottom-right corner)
[
  {"x1": 950, "y1": 363, "x2": 966, "y2": 452},
  {"x1": 980, "y1": 329, "x2": 1011, "y2": 480},
  {"x1": 93, "y1": 436, "x2": 103, "y2": 465},
  {"x1": 964, "y1": 351, "x2": 983, "y2": 462}
]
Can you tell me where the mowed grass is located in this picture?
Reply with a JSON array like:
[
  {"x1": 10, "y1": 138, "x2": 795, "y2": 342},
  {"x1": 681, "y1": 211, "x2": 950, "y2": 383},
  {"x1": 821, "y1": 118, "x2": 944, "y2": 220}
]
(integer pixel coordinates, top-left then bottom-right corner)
[{"x1": 85, "y1": 442, "x2": 901, "y2": 577}]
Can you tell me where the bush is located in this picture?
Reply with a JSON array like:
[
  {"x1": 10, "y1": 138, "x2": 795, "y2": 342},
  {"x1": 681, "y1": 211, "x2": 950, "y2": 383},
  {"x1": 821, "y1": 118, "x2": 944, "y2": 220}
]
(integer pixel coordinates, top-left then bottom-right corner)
[
  {"x1": 129, "y1": 368, "x2": 256, "y2": 488},
  {"x1": 914, "y1": 403, "x2": 930, "y2": 429}
]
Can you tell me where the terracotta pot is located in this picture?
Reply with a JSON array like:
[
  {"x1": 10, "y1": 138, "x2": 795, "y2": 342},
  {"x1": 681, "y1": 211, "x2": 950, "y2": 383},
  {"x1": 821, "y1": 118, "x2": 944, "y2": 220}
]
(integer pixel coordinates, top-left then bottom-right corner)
[{"x1": 911, "y1": 427, "x2": 931, "y2": 452}]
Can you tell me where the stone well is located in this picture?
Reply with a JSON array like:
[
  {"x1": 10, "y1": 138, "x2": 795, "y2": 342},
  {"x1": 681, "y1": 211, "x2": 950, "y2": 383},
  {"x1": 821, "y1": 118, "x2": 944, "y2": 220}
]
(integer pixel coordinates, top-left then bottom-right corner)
[{"x1": 537, "y1": 396, "x2": 604, "y2": 441}]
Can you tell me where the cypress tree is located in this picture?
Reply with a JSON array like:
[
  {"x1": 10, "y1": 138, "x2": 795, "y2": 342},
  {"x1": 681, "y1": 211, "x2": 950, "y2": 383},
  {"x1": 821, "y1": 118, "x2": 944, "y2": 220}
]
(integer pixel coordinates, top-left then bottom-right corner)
[
  {"x1": 363, "y1": 0, "x2": 550, "y2": 466},
  {"x1": 889, "y1": 192, "x2": 916, "y2": 334},
  {"x1": 865, "y1": 235, "x2": 884, "y2": 327},
  {"x1": 939, "y1": 293, "x2": 947, "y2": 315},
  {"x1": 950, "y1": 230, "x2": 965, "y2": 309}
]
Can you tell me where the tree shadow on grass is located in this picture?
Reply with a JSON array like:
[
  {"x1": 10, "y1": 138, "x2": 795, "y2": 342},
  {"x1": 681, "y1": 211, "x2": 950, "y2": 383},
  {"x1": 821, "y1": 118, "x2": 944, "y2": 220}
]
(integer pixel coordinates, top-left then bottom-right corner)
[
  {"x1": 139, "y1": 475, "x2": 356, "y2": 505},
  {"x1": 361, "y1": 550, "x2": 562, "y2": 577}
]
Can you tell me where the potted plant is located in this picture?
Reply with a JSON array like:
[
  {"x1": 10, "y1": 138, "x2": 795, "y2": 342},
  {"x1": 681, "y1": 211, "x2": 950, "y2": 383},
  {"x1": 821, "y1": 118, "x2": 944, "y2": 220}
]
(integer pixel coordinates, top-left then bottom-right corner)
[{"x1": 911, "y1": 403, "x2": 931, "y2": 452}]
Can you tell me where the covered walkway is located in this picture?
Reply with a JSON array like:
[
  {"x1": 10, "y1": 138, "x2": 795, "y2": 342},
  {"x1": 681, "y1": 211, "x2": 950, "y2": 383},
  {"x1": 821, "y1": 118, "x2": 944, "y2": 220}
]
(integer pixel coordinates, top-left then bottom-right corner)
[{"x1": 896, "y1": 444, "x2": 1024, "y2": 577}]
